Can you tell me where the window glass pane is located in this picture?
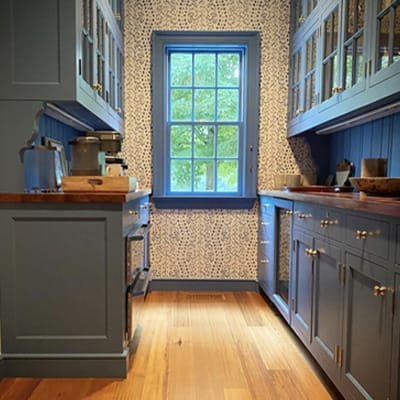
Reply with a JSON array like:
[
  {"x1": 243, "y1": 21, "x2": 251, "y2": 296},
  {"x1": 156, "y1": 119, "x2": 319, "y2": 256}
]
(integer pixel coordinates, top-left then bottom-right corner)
[
  {"x1": 171, "y1": 53, "x2": 192, "y2": 86},
  {"x1": 195, "y1": 53, "x2": 215, "y2": 86},
  {"x1": 218, "y1": 53, "x2": 240, "y2": 87},
  {"x1": 194, "y1": 160, "x2": 215, "y2": 191},
  {"x1": 194, "y1": 125, "x2": 215, "y2": 157},
  {"x1": 217, "y1": 89, "x2": 239, "y2": 121},
  {"x1": 171, "y1": 89, "x2": 192, "y2": 121},
  {"x1": 378, "y1": 12, "x2": 390, "y2": 70},
  {"x1": 171, "y1": 159, "x2": 192, "y2": 191},
  {"x1": 217, "y1": 126, "x2": 238, "y2": 157},
  {"x1": 217, "y1": 160, "x2": 238, "y2": 192},
  {"x1": 171, "y1": 125, "x2": 192, "y2": 157},
  {"x1": 194, "y1": 89, "x2": 215, "y2": 121},
  {"x1": 394, "y1": 5, "x2": 400, "y2": 63}
]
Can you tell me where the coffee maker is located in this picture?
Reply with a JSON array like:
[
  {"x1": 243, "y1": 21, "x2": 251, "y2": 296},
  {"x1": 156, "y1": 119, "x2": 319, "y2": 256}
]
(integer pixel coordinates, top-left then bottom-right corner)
[{"x1": 85, "y1": 131, "x2": 127, "y2": 176}]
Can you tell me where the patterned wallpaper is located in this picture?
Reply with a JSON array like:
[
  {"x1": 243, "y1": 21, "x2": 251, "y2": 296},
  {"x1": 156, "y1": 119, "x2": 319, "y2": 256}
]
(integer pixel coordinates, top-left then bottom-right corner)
[{"x1": 122, "y1": 0, "x2": 315, "y2": 280}]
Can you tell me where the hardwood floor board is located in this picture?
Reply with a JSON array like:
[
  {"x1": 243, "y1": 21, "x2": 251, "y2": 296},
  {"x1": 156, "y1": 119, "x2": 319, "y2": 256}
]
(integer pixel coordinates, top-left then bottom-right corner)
[
  {"x1": 0, "y1": 378, "x2": 39, "y2": 400},
  {"x1": 0, "y1": 291, "x2": 338, "y2": 400}
]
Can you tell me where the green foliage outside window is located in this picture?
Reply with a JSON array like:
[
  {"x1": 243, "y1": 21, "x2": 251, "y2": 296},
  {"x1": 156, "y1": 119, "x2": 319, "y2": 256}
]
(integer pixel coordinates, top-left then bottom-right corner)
[{"x1": 168, "y1": 50, "x2": 241, "y2": 193}]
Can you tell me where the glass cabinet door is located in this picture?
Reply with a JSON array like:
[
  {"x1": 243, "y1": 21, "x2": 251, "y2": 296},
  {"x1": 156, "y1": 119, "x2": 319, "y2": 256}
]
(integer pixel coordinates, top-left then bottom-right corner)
[
  {"x1": 81, "y1": 0, "x2": 94, "y2": 89},
  {"x1": 304, "y1": 29, "x2": 318, "y2": 111},
  {"x1": 321, "y1": 5, "x2": 341, "y2": 102},
  {"x1": 290, "y1": 50, "x2": 302, "y2": 119},
  {"x1": 342, "y1": 0, "x2": 366, "y2": 91},
  {"x1": 375, "y1": 0, "x2": 400, "y2": 72},
  {"x1": 292, "y1": 0, "x2": 319, "y2": 32}
]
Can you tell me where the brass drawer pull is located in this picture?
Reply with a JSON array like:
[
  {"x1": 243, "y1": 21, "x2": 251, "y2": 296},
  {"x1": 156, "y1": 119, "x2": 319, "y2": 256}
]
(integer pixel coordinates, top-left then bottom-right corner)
[
  {"x1": 320, "y1": 219, "x2": 338, "y2": 228},
  {"x1": 298, "y1": 213, "x2": 312, "y2": 220},
  {"x1": 128, "y1": 210, "x2": 138, "y2": 216}
]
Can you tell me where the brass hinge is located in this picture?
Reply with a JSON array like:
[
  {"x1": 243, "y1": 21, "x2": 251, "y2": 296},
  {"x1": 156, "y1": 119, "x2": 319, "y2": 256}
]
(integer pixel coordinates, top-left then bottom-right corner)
[{"x1": 338, "y1": 347, "x2": 343, "y2": 368}]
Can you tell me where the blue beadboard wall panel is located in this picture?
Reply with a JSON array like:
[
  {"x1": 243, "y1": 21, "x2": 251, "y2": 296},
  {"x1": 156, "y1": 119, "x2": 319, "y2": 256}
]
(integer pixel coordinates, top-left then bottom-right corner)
[
  {"x1": 38, "y1": 115, "x2": 80, "y2": 160},
  {"x1": 321, "y1": 112, "x2": 400, "y2": 179}
]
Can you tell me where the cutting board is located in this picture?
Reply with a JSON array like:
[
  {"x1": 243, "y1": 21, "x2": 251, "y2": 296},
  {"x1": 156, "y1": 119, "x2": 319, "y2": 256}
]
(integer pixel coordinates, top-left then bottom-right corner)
[{"x1": 61, "y1": 176, "x2": 138, "y2": 192}]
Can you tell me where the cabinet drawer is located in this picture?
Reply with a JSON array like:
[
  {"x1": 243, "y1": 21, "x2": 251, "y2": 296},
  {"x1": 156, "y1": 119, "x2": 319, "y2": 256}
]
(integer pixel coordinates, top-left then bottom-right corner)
[
  {"x1": 314, "y1": 207, "x2": 344, "y2": 242},
  {"x1": 345, "y1": 214, "x2": 390, "y2": 261},
  {"x1": 293, "y1": 202, "x2": 315, "y2": 231}
]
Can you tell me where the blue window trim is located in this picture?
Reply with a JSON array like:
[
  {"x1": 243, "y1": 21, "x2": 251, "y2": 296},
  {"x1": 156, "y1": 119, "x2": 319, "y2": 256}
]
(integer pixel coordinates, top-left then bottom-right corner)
[{"x1": 152, "y1": 31, "x2": 260, "y2": 209}]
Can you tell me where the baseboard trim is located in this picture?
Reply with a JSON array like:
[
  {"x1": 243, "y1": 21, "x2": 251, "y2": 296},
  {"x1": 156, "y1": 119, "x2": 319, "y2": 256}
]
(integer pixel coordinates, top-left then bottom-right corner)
[{"x1": 149, "y1": 279, "x2": 259, "y2": 292}]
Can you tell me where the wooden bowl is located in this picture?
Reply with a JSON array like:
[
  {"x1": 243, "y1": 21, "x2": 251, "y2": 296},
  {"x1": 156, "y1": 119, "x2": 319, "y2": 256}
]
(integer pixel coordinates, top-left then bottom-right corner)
[{"x1": 349, "y1": 177, "x2": 400, "y2": 195}]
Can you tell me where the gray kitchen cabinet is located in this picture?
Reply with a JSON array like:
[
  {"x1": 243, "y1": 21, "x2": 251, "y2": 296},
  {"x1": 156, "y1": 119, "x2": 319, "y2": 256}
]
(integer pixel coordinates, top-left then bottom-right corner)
[
  {"x1": 291, "y1": 228, "x2": 314, "y2": 348},
  {"x1": 341, "y1": 252, "x2": 392, "y2": 400},
  {"x1": 288, "y1": 0, "x2": 400, "y2": 136},
  {"x1": 258, "y1": 196, "x2": 293, "y2": 323},
  {"x1": 259, "y1": 194, "x2": 398, "y2": 399},
  {"x1": 258, "y1": 196, "x2": 275, "y2": 298},
  {"x1": 311, "y1": 236, "x2": 343, "y2": 389},
  {"x1": 0, "y1": 191, "x2": 150, "y2": 378},
  {"x1": 0, "y1": 0, "x2": 123, "y2": 133}
]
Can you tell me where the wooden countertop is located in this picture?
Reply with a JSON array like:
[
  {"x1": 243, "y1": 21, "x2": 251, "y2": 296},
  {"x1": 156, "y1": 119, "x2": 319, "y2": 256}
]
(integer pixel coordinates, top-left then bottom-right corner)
[
  {"x1": 0, "y1": 189, "x2": 152, "y2": 204},
  {"x1": 258, "y1": 189, "x2": 400, "y2": 218}
]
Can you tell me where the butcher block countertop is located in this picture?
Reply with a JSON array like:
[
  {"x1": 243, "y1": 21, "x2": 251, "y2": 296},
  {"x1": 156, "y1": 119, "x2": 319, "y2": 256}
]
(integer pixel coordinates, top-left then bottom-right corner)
[
  {"x1": 259, "y1": 189, "x2": 400, "y2": 218},
  {"x1": 0, "y1": 189, "x2": 151, "y2": 204}
]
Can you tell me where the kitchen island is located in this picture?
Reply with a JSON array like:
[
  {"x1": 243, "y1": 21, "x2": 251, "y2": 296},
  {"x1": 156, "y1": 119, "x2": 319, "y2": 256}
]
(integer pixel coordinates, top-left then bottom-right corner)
[
  {"x1": 258, "y1": 189, "x2": 400, "y2": 400},
  {"x1": 0, "y1": 189, "x2": 150, "y2": 378}
]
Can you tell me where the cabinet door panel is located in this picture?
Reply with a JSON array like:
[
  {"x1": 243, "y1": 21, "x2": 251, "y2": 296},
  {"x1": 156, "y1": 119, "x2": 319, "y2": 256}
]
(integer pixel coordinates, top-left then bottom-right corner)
[
  {"x1": 312, "y1": 238, "x2": 342, "y2": 386},
  {"x1": 342, "y1": 252, "x2": 391, "y2": 400},
  {"x1": 292, "y1": 229, "x2": 314, "y2": 347}
]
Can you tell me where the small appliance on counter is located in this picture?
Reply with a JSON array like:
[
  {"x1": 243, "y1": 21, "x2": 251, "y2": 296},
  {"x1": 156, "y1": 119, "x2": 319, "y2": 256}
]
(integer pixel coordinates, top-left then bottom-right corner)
[
  {"x1": 69, "y1": 136, "x2": 104, "y2": 176},
  {"x1": 86, "y1": 130, "x2": 127, "y2": 176},
  {"x1": 20, "y1": 131, "x2": 63, "y2": 193}
]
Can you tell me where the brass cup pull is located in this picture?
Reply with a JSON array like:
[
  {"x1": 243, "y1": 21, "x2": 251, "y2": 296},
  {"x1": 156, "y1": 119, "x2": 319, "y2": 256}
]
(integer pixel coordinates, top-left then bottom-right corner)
[
  {"x1": 356, "y1": 230, "x2": 369, "y2": 240},
  {"x1": 373, "y1": 285, "x2": 387, "y2": 296}
]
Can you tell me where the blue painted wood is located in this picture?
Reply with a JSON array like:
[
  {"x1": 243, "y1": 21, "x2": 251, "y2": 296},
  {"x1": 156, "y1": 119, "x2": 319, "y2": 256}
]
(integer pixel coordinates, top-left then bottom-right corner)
[{"x1": 318, "y1": 112, "x2": 400, "y2": 179}]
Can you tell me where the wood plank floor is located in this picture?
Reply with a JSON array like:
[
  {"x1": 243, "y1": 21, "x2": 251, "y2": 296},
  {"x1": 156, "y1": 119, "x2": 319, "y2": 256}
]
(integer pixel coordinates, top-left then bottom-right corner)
[{"x1": 0, "y1": 291, "x2": 342, "y2": 400}]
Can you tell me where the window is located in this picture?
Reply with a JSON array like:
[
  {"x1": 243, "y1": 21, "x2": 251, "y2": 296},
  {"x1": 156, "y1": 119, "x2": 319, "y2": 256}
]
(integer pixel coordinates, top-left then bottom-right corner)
[{"x1": 152, "y1": 32, "x2": 260, "y2": 209}]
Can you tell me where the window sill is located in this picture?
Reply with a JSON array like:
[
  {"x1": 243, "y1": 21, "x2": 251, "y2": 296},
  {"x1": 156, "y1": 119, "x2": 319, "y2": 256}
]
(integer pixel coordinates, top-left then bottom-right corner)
[{"x1": 152, "y1": 196, "x2": 257, "y2": 209}]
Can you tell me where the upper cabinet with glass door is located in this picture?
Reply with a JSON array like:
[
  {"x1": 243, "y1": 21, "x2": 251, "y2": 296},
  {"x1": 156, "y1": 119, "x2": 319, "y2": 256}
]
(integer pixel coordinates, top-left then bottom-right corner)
[
  {"x1": 0, "y1": 0, "x2": 124, "y2": 133},
  {"x1": 288, "y1": 0, "x2": 400, "y2": 136},
  {"x1": 292, "y1": 0, "x2": 319, "y2": 33},
  {"x1": 368, "y1": 1, "x2": 400, "y2": 92}
]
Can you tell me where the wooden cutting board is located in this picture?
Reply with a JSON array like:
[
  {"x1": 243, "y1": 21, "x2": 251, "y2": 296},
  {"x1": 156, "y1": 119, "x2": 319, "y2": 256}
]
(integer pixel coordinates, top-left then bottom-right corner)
[{"x1": 61, "y1": 176, "x2": 138, "y2": 192}]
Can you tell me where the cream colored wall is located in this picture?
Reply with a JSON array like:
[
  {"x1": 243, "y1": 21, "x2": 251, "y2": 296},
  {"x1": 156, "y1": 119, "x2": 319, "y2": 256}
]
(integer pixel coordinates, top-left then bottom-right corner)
[{"x1": 123, "y1": 0, "x2": 313, "y2": 280}]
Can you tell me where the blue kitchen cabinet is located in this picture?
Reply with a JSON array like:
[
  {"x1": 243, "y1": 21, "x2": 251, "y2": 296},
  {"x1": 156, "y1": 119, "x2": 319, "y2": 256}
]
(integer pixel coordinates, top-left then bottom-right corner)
[
  {"x1": 291, "y1": 228, "x2": 314, "y2": 348},
  {"x1": 341, "y1": 252, "x2": 392, "y2": 400},
  {"x1": 258, "y1": 196, "x2": 293, "y2": 324},
  {"x1": 0, "y1": 191, "x2": 150, "y2": 378},
  {"x1": 288, "y1": 0, "x2": 400, "y2": 136},
  {"x1": 258, "y1": 194, "x2": 398, "y2": 399},
  {"x1": 0, "y1": 0, "x2": 124, "y2": 133},
  {"x1": 258, "y1": 196, "x2": 275, "y2": 298}
]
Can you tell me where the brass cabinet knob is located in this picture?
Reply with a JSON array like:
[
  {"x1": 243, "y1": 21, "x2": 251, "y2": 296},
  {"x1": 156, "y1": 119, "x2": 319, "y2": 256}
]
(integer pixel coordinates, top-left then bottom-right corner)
[
  {"x1": 305, "y1": 248, "x2": 317, "y2": 257},
  {"x1": 373, "y1": 285, "x2": 387, "y2": 296},
  {"x1": 356, "y1": 230, "x2": 369, "y2": 240},
  {"x1": 114, "y1": 13, "x2": 122, "y2": 21},
  {"x1": 92, "y1": 83, "x2": 102, "y2": 93},
  {"x1": 115, "y1": 107, "x2": 122, "y2": 113}
]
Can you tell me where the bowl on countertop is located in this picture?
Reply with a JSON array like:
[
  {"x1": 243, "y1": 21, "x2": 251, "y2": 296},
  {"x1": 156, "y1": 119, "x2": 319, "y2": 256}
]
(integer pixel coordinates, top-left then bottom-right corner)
[{"x1": 349, "y1": 177, "x2": 400, "y2": 195}]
